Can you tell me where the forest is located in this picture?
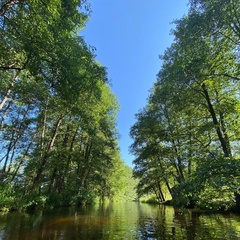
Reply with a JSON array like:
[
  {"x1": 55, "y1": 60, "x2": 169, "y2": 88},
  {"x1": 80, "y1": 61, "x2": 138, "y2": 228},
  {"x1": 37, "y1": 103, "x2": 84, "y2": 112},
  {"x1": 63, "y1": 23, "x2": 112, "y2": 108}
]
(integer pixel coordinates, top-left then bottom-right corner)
[
  {"x1": 0, "y1": 0, "x2": 240, "y2": 212},
  {"x1": 130, "y1": 0, "x2": 240, "y2": 211},
  {"x1": 0, "y1": 0, "x2": 137, "y2": 211}
]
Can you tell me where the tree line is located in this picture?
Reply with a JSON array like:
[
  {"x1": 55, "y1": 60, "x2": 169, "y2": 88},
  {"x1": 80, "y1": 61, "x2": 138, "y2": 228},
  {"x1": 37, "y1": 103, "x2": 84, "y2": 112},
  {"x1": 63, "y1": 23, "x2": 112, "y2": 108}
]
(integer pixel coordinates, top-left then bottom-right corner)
[
  {"x1": 130, "y1": 0, "x2": 240, "y2": 211},
  {"x1": 0, "y1": 0, "x2": 136, "y2": 211}
]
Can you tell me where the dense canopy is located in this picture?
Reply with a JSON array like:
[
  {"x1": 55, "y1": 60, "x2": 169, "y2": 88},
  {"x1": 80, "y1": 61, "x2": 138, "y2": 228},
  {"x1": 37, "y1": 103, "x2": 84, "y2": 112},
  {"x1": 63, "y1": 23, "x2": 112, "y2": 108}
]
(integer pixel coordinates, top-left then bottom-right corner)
[
  {"x1": 0, "y1": 0, "x2": 136, "y2": 210},
  {"x1": 130, "y1": 0, "x2": 240, "y2": 210}
]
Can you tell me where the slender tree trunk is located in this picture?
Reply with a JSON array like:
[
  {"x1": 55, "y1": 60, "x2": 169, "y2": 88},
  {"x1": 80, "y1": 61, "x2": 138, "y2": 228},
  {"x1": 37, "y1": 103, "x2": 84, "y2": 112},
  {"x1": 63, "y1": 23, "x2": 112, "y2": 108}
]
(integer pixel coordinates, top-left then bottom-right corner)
[
  {"x1": 163, "y1": 104, "x2": 185, "y2": 182},
  {"x1": 40, "y1": 106, "x2": 48, "y2": 157},
  {"x1": 0, "y1": 57, "x2": 29, "y2": 110},
  {"x1": 77, "y1": 141, "x2": 93, "y2": 191},
  {"x1": 0, "y1": 131, "x2": 14, "y2": 180},
  {"x1": 5, "y1": 105, "x2": 30, "y2": 175},
  {"x1": 62, "y1": 126, "x2": 79, "y2": 189},
  {"x1": 11, "y1": 137, "x2": 34, "y2": 182},
  {"x1": 77, "y1": 145, "x2": 93, "y2": 196},
  {"x1": 219, "y1": 112, "x2": 232, "y2": 156},
  {"x1": 170, "y1": 143, "x2": 185, "y2": 183},
  {"x1": 202, "y1": 83, "x2": 231, "y2": 157},
  {"x1": 48, "y1": 167, "x2": 57, "y2": 193},
  {"x1": 157, "y1": 157, "x2": 174, "y2": 198},
  {"x1": 215, "y1": 89, "x2": 232, "y2": 157},
  {"x1": 33, "y1": 114, "x2": 63, "y2": 185},
  {"x1": 0, "y1": 72, "x2": 19, "y2": 110},
  {"x1": 154, "y1": 184, "x2": 165, "y2": 203},
  {"x1": 7, "y1": 137, "x2": 18, "y2": 174},
  {"x1": 165, "y1": 179, "x2": 173, "y2": 198},
  {"x1": 188, "y1": 125, "x2": 193, "y2": 176},
  {"x1": 159, "y1": 189, "x2": 165, "y2": 202},
  {"x1": 156, "y1": 181, "x2": 165, "y2": 202},
  {"x1": 153, "y1": 188, "x2": 162, "y2": 202},
  {"x1": 0, "y1": 100, "x2": 12, "y2": 129},
  {"x1": 49, "y1": 121, "x2": 72, "y2": 193}
]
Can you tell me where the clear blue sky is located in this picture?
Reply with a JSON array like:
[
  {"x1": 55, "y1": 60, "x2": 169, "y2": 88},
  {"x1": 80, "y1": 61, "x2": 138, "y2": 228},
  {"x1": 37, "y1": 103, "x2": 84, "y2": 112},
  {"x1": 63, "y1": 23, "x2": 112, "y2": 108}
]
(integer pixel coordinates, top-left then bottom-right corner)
[{"x1": 82, "y1": 0, "x2": 189, "y2": 167}]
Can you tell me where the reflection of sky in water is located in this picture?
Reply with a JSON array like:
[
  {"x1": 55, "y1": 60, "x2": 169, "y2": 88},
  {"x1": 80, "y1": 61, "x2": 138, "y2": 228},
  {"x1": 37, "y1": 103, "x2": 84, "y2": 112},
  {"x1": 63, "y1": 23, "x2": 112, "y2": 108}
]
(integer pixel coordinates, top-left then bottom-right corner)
[{"x1": 0, "y1": 202, "x2": 240, "y2": 240}]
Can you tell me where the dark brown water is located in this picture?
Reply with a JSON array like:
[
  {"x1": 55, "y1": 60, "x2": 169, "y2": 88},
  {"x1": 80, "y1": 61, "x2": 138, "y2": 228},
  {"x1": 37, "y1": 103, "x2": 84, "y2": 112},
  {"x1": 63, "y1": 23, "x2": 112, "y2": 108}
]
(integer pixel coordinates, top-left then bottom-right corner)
[{"x1": 0, "y1": 202, "x2": 240, "y2": 239}]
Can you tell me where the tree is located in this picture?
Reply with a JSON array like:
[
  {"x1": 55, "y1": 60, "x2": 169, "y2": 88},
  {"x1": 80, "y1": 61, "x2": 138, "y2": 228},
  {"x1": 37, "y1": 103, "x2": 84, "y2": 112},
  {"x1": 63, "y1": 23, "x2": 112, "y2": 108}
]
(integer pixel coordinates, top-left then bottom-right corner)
[
  {"x1": 0, "y1": 0, "x2": 127, "y2": 210},
  {"x1": 130, "y1": 3, "x2": 240, "y2": 210}
]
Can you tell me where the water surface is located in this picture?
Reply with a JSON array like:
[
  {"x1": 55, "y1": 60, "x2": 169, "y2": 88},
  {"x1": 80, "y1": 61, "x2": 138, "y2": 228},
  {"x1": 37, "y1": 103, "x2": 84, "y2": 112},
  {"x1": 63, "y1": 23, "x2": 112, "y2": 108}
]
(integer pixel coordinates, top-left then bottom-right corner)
[{"x1": 0, "y1": 202, "x2": 240, "y2": 239}]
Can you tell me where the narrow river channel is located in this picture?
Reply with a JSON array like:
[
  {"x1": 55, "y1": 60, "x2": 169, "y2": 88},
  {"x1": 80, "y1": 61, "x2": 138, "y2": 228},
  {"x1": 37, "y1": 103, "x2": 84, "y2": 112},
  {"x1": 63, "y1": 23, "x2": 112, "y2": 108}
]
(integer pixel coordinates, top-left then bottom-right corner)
[{"x1": 0, "y1": 202, "x2": 240, "y2": 239}]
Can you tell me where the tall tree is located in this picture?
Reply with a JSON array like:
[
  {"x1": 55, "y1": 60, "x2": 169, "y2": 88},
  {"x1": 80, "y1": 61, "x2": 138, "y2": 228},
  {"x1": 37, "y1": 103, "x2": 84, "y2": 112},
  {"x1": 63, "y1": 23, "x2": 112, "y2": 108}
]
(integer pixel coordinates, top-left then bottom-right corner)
[{"x1": 130, "y1": 3, "x2": 240, "y2": 210}]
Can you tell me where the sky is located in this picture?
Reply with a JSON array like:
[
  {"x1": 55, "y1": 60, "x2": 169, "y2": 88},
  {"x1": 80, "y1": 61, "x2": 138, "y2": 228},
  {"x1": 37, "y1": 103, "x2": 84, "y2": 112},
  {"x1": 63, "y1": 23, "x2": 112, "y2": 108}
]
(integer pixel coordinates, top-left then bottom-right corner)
[{"x1": 82, "y1": 0, "x2": 189, "y2": 167}]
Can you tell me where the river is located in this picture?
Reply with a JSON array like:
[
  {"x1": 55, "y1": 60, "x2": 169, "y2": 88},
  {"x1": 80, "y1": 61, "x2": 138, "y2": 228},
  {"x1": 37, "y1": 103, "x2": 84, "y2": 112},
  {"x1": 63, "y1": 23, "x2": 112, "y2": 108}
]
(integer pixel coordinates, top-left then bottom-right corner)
[{"x1": 0, "y1": 202, "x2": 240, "y2": 239}]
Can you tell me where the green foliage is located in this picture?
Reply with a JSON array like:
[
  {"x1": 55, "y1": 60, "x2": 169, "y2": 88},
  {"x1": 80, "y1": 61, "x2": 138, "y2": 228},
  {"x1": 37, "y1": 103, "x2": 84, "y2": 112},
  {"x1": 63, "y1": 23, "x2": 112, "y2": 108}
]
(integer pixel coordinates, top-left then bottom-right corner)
[
  {"x1": 0, "y1": 0, "x2": 126, "y2": 211},
  {"x1": 196, "y1": 185, "x2": 235, "y2": 210},
  {"x1": 0, "y1": 183, "x2": 14, "y2": 210},
  {"x1": 71, "y1": 190, "x2": 97, "y2": 206},
  {"x1": 141, "y1": 196, "x2": 159, "y2": 204},
  {"x1": 21, "y1": 194, "x2": 47, "y2": 211},
  {"x1": 110, "y1": 163, "x2": 138, "y2": 202},
  {"x1": 130, "y1": 0, "x2": 240, "y2": 211},
  {"x1": 0, "y1": 183, "x2": 46, "y2": 211}
]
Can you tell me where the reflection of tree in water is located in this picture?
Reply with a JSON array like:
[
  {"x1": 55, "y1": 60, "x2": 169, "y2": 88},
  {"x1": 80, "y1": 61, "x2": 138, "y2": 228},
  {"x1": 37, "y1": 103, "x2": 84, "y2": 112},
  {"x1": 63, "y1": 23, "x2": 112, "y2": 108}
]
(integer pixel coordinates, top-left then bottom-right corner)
[
  {"x1": 1, "y1": 203, "x2": 240, "y2": 239},
  {"x1": 134, "y1": 206, "x2": 240, "y2": 240},
  {"x1": 31, "y1": 210, "x2": 108, "y2": 240},
  {"x1": 135, "y1": 204, "x2": 172, "y2": 239},
  {"x1": 102, "y1": 201, "x2": 141, "y2": 239},
  {"x1": 172, "y1": 209, "x2": 240, "y2": 240},
  {"x1": 172, "y1": 209, "x2": 200, "y2": 240},
  {"x1": 196, "y1": 212, "x2": 240, "y2": 240},
  {"x1": 0, "y1": 206, "x2": 109, "y2": 240},
  {"x1": 135, "y1": 205, "x2": 199, "y2": 239}
]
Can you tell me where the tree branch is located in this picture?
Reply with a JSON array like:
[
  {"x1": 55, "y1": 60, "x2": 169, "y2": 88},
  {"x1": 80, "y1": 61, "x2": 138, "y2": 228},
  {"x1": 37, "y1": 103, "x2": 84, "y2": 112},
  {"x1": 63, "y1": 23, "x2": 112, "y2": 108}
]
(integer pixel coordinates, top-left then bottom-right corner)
[
  {"x1": 0, "y1": 66, "x2": 22, "y2": 71},
  {"x1": 0, "y1": 0, "x2": 26, "y2": 16}
]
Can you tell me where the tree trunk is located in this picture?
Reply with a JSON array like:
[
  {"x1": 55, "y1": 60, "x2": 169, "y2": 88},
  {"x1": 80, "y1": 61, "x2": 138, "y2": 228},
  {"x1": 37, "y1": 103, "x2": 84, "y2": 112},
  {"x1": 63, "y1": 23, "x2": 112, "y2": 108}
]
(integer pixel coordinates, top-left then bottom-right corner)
[
  {"x1": 62, "y1": 127, "x2": 79, "y2": 189},
  {"x1": 0, "y1": 72, "x2": 19, "y2": 110},
  {"x1": 40, "y1": 106, "x2": 48, "y2": 157},
  {"x1": 11, "y1": 137, "x2": 34, "y2": 182},
  {"x1": 0, "y1": 131, "x2": 14, "y2": 181},
  {"x1": 202, "y1": 83, "x2": 231, "y2": 157},
  {"x1": 0, "y1": 100, "x2": 12, "y2": 129},
  {"x1": 157, "y1": 181, "x2": 165, "y2": 202},
  {"x1": 33, "y1": 114, "x2": 63, "y2": 185},
  {"x1": 165, "y1": 179, "x2": 173, "y2": 198}
]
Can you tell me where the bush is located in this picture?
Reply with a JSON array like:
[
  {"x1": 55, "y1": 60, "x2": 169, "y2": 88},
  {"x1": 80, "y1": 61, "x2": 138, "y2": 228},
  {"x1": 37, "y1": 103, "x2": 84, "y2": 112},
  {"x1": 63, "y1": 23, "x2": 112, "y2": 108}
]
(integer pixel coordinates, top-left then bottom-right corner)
[
  {"x1": 195, "y1": 186, "x2": 235, "y2": 211},
  {"x1": 71, "y1": 188, "x2": 96, "y2": 206},
  {"x1": 21, "y1": 193, "x2": 47, "y2": 211}
]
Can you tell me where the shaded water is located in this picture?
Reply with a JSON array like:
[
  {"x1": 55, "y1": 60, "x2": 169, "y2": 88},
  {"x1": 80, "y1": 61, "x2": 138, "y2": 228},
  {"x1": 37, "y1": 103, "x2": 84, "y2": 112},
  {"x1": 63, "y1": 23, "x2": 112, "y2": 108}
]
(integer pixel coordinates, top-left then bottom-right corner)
[{"x1": 0, "y1": 202, "x2": 240, "y2": 239}]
